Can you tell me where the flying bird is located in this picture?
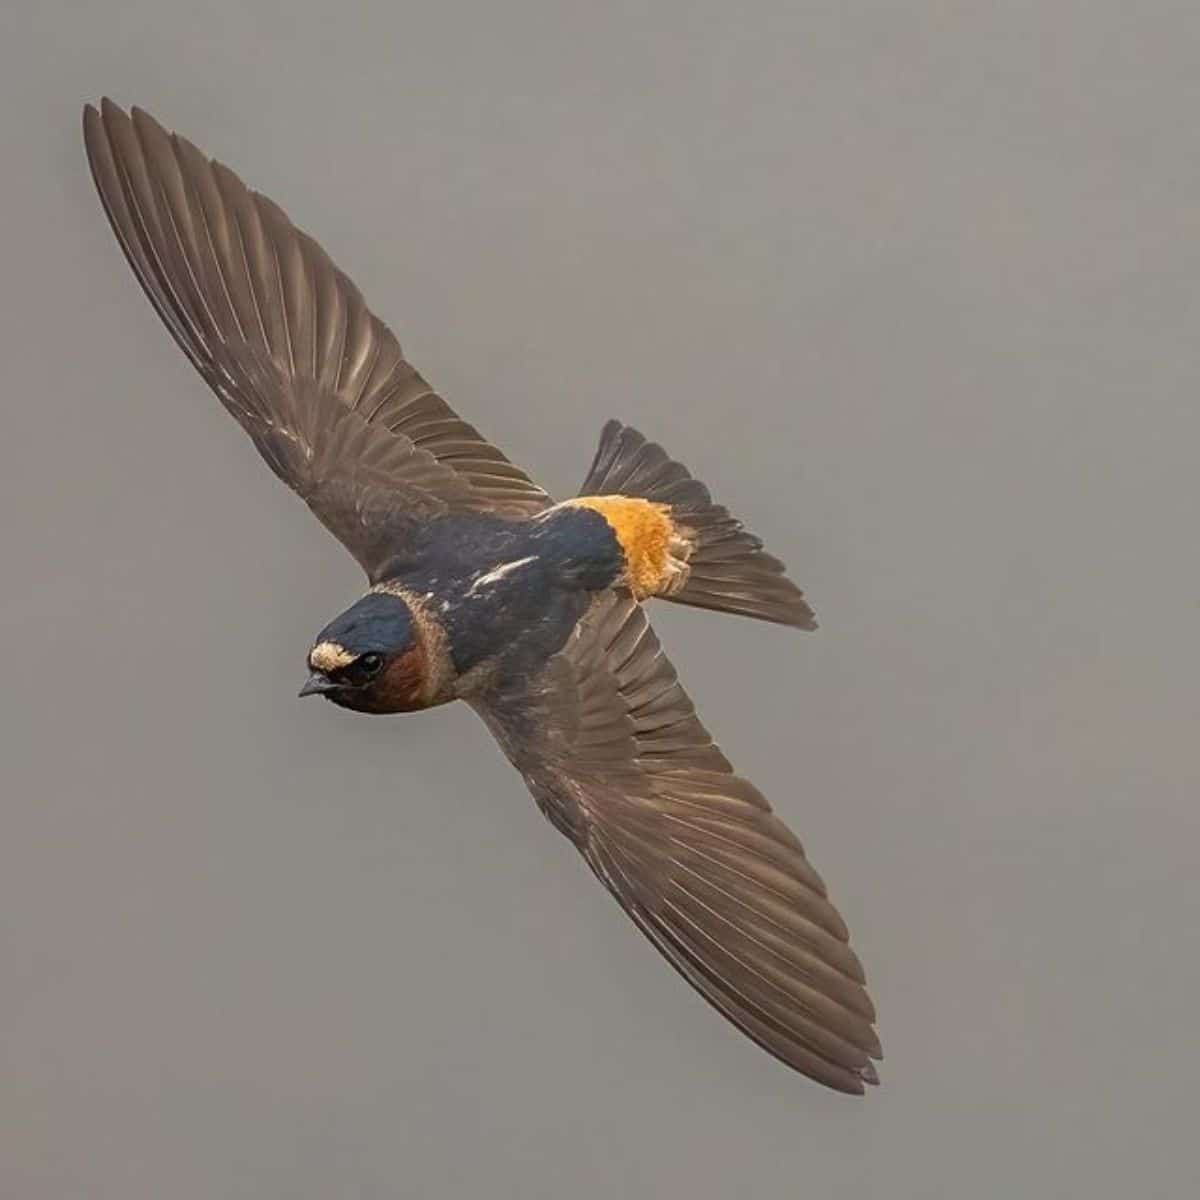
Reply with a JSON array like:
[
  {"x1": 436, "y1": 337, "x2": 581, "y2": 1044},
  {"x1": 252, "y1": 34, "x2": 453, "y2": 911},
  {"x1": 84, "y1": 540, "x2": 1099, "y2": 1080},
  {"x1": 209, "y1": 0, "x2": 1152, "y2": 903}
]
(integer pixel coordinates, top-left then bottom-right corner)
[{"x1": 83, "y1": 100, "x2": 880, "y2": 1093}]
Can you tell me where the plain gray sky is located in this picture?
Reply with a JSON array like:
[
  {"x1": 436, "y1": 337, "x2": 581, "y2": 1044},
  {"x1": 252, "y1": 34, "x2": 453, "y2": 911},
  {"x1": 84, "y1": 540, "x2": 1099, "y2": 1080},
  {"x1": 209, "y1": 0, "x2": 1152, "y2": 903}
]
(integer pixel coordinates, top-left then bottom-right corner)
[{"x1": 2, "y1": 2, "x2": 1198, "y2": 1196}]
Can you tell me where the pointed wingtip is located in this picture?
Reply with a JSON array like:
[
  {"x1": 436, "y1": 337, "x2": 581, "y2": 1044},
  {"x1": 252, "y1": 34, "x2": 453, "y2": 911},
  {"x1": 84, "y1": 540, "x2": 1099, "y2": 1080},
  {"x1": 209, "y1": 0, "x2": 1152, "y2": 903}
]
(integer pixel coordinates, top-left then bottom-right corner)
[
  {"x1": 83, "y1": 98, "x2": 130, "y2": 149},
  {"x1": 82, "y1": 99, "x2": 105, "y2": 135},
  {"x1": 81, "y1": 102, "x2": 107, "y2": 171},
  {"x1": 129, "y1": 104, "x2": 169, "y2": 144}
]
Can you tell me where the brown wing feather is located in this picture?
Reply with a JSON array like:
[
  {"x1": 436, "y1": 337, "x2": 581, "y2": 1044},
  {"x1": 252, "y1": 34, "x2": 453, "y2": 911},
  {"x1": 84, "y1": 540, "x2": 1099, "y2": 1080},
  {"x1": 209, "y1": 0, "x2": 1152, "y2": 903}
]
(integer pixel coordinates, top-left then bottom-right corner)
[
  {"x1": 83, "y1": 100, "x2": 550, "y2": 577},
  {"x1": 472, "y1": 595, "x2": 880, "y2": 1093}
]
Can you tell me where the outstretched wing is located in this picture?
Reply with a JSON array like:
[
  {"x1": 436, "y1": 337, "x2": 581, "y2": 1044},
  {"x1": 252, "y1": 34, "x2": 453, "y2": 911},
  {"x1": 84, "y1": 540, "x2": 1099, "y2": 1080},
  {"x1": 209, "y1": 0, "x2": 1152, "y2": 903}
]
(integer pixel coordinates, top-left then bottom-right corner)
[
  {"x1": 83, "y1": 99, "x2": 550, "y2": 579},
  {"x1": 471, "y1": 595, "x2": 881, "y2": 1093}
]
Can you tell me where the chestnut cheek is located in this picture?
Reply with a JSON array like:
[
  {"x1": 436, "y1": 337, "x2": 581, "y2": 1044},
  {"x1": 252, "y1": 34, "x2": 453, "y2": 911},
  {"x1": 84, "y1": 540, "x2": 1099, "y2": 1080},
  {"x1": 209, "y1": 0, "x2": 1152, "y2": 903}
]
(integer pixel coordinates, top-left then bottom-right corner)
[{"x1": 376, "y1": 644, "x2": 426, "y2": 711}]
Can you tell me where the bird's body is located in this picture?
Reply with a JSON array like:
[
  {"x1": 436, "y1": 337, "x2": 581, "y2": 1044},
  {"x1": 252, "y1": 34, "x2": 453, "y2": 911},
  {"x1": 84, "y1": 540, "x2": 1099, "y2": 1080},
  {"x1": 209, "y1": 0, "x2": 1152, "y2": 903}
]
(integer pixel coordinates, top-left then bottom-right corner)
[
  {"x1": 83, "y1": 99, "x2": 882, "y2": 1094},
  {"x1": 306, "y1": 499, "x2": 685, "y2": 712}
]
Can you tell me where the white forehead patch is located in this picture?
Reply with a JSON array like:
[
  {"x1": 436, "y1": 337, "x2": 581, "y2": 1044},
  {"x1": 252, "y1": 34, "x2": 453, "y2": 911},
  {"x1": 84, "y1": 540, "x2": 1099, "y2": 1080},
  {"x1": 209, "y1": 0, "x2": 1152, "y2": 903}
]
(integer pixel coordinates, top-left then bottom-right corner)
[{"x1": 309, "y1": 641, "x2": 357, "y2": 672}]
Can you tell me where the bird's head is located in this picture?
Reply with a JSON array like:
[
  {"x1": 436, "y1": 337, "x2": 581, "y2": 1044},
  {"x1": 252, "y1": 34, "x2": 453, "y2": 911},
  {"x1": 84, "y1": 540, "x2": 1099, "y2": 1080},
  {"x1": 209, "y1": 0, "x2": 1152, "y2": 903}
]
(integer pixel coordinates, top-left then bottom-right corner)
[{"x1": 300, "y1": 591, "x2": 436, "y2": 714}]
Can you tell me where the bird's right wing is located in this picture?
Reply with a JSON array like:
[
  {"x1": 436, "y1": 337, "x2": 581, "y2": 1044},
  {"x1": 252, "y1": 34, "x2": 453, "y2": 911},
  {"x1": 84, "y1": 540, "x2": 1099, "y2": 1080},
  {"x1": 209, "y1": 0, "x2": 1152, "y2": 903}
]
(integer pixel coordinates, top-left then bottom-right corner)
[
  {"x1": 83, "y1": 100, "x2": 551, "y2": 580},
  {"x1": 471, "y1": 594, "x2": 881, "y2": 1093}
]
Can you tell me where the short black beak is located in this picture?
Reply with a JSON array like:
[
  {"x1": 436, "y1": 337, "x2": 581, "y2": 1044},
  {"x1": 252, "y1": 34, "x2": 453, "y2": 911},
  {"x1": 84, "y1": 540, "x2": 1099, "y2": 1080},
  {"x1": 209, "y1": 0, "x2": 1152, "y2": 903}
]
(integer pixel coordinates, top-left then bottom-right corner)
[{"x1": 299, "y1": 672, "x2": 336, "y2": 698}]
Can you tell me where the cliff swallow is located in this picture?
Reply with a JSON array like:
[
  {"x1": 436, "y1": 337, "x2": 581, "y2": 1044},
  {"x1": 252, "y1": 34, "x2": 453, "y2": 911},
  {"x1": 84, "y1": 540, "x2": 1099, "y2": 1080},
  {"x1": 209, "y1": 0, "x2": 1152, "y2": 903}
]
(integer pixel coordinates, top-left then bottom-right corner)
[{"x1": 83, "y1": 100, "x2": 880, "y2": 1093}]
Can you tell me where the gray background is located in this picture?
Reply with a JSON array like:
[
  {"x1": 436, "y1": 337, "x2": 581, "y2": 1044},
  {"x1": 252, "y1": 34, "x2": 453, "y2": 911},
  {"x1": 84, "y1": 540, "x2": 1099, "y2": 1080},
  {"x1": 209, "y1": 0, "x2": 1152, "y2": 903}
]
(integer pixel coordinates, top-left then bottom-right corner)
[{"x1": 2, "y1": 2, "x2": 1197, "y2": 1197}]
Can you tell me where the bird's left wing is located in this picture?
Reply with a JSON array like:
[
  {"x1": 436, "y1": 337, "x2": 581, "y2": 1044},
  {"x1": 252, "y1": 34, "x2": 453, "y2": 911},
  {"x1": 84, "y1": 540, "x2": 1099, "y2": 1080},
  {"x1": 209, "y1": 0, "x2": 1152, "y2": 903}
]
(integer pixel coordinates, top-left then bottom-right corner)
[
  {"x1": 470, "y1": 594, "x2": 881, "y2": 1093},
  {"x1": 83, "y1": 100, "x2": 550, "y2": 580}
]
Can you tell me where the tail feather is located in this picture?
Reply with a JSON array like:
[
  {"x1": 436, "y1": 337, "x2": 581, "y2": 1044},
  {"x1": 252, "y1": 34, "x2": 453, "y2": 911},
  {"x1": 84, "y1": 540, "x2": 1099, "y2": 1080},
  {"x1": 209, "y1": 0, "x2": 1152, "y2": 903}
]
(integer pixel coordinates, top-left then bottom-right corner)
[{"x1": 579, "y1": 421, "x2": 817, "y2": 630}]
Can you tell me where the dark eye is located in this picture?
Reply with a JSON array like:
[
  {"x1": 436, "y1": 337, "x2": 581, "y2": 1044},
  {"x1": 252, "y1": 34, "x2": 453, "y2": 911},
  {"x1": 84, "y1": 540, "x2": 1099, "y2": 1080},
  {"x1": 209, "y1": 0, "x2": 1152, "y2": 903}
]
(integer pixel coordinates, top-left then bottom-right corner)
[{"x1": 358, "y1": 653, "x2": 384, "y2": 678}]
